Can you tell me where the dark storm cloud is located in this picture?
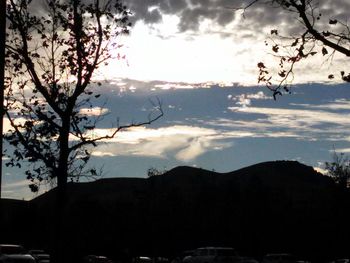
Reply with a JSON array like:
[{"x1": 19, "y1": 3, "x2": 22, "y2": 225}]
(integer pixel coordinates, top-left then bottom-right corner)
[
  {"x1": 125, "y1": 0, "x2": 239, "y2": 31},
  {"x1": 319, "y1": 0, "x2": 350, "y2": 24},
  {"x1": 125, "y1": 0, "x2": 350, "y2": 37},
  {"x1": 22, "y1": 0, "x2": 350, "y2": 38}
]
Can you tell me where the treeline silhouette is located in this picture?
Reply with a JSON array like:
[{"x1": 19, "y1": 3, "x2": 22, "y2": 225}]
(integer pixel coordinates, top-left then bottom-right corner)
[{"x1": 1, "y1": 161, "x2": 349, "y2": 262}]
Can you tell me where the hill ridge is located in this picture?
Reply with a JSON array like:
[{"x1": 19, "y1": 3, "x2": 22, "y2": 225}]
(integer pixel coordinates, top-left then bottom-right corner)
[{"x1": 2, "y1": 160, "x2": 348, "y2": 262}]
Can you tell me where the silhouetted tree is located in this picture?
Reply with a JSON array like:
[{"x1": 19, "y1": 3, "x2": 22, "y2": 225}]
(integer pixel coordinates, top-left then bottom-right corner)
[
  {"x1": 5, "y1": 1, "x2": 163, "y2": 261},
  {"x1": 147, "y1": 167, "x2": 167, "y2": 177},
  {"x1": 325, "y1": 150, "x2": 350, "y2": 189},
  {"x1": 4, "y1": 0, "x2": 163, "y2": 195},
  {"x1": 238, "y1": 0, "x2": 350, "y2": 99}
]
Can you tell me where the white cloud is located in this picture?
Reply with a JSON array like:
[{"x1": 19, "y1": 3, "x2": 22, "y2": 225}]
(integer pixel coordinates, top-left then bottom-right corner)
[
  {"x1": 228, "y1": 91, "x2": 271, "y2": 109},
  {"x1": 202, "y1": 98, "x2": 350, "y2": 141},
  {"x1": 331, "y1": 148, "x2": 350, "y2": 153},
  {"x1": 246, "y1": 91, "x2": 270, "y2": 100},
  {"x1": 92, "y1": 125, "x2": 217, "y2": 143},
  {"x1": 235, "y1": 94, "x2": 251, "y2": 108},
  {"x1": 91, "y1": 125, "x2": 232, "y2": 161},
  {"x1": 90, "y1": 119, "x2": 306, "y2": 162},
  {"x1": 3, "y1": 180, "x2": 29, "y2": 188},
  {"x1": 154, "y1": 83, "x2": 196, "y2": 90},
  {"x1": 175, "y1": 138, "x2": 208, "y2": 161},
  {"x1": 91, "y1": 151, "x2": 116, "y2": 157},
  {"x1": 290, "y1": 99, "x2": 350, "y2": 110},
  {"x1": 2, "y1": 178, "x2": 52, "y2": 200},
  {"x1": 3, "y1": 117, "x2": 28, "y2": 133},
  {"x1": 314, "y1": 166, "x2": 327, "y2": 175},
  {"x1": 2, "y1": 180, "x2": 34, "y2": 200},
  {"x1": 79, "y1": 107, "x2": 109, "y2": 116},
  {"x1": 175, "y1": 137, "x2": 232, "y2": 162},
  {"x1": 89, "y1": 99, "x2": 350, "y2": 162},
  {"x1": 229, "y1": 107, "x2": 350, "y2": 127}
]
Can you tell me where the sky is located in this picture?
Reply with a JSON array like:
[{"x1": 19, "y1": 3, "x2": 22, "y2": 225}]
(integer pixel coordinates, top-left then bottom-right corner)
[
  {"x1": 2, "y1": 0, "x2": 350, "y2": 199},
  {"x1": 104, "y1": 0, "x2": 350, "y2": 84}
]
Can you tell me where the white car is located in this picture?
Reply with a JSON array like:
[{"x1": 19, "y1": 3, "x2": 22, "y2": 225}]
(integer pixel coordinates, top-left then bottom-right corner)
[
  {"x1": 183, "y1": 247, "x2": 240, "y2": 263},
  {"x1": 262, "y1": 254, "x2": 297, "y2": 263},
  {"x1": 0, "y1": 244, "x2": 36, "y2": 263},
  {"x1": 29, "y1": 250, "x2": 50, "y2": 263}
]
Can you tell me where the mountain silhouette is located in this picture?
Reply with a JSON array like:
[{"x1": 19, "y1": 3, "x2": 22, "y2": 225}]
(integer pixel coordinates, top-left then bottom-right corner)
[{"x1": 1, "y1": 161, "x2": 349, "y2": 262}]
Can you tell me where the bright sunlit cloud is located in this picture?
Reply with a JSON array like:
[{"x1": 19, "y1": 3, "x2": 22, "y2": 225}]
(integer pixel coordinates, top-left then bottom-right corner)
[
  {"x1": 91, "y1": 125, "x2": 232, "y2": 161},
  {"x1": 79, "y1": 107, "x2": 109, "y2": 116},
  {"x1": 331, "y1": 148, "x2": 350, "y2": 153},
  {"x1": 228, "y1": 91, "x2": 271, "y2": 107},
  {"x1": 3, "y1": 117, "x2": 28, "y2": 133},
  {"x1": 313, "y1": 166, "x2": 328, "y2": 174},
  {"x1": 100, "y1": 9, "x2": 350, "y2": 87},
  {"x1": 104, "y1": 16, "x2": 267, "y2": 85}
]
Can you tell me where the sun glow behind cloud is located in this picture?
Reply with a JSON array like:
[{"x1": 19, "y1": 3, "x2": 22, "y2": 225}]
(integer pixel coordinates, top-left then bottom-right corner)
[
  {"x1": 102, "y1": 9, "x2": 350, "y2": 87},
  {"x1": 105, "y1": 16, "x2": 266, "y2": 85}
]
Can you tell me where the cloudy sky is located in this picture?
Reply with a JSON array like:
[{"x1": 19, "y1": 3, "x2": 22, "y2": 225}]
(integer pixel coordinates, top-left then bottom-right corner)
[
  {"x1": 3, "y1": 0, "x2": 350, "y2": 199},
  {"x1": 104, "y1": 0, "x2": 350, "y2": 84}
]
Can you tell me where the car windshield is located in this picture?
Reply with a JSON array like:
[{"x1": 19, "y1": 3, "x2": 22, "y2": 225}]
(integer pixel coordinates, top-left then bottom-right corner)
[
  {"x1": 0, "y1": 245, "x2": 25, "y2": 254},
  {"x1": 30, "y1": 250, "x2": 45, "y2": 254}
]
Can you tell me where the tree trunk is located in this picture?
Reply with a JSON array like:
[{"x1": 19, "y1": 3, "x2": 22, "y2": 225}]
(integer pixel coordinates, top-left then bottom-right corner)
[
  {"x1": 0, "y1": 0, "x2": 7, "y2": 200},
  {"x1": 53, "y1": 169, "x2": 68, "y2": 263},
  {"x1": 52, "y1": 115, "x2": 70, "y2": 263}
]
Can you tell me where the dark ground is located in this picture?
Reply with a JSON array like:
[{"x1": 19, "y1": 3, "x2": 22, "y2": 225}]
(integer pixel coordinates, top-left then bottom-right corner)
[{"x1": 1, "y1": 161, "x2": 349, "y2": 263}]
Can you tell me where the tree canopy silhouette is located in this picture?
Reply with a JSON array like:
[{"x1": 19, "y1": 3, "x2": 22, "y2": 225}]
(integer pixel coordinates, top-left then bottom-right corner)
[
  {"x1": 325, "y1": 150, "x2": 350, "y2": 189},
  {"x1": 239, "y1": 0, "x2": 350, "y2": 99},
  {"x1": 4, "y1": 0, "x2": 163, "y2": 195}
]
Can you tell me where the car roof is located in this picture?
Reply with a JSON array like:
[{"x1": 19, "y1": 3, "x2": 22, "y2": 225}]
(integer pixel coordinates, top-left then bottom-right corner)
[
  {"x1": 196, "y1": 247, "x2": 235, "y2": 250},
  {"x1": 0, "y1": 244, "x2": 23, "y2": 248},
  {"x1": 264, "y1": 254, "x2": 294, "y2": 258},
  {"x1": 0, "y1": 244, "x2": 25, "y2": 252}
]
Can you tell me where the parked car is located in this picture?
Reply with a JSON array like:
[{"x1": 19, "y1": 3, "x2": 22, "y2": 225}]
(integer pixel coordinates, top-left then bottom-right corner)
[
  {"x1": 262, "y1": 254, "x2": 297, "y2": 263},
  {"x1": 0, "y1": 244, "x2": 36, "y2": 263},
  {"x1": 330, "y1": 259, "x2": 350, "y2": 263},
  {"x1": 183, "y1": 247, "x2": 240, "y2": 263},
  {"x1": 239, "y1": 257, "x2": 259, "y2": 263},
  {"x1": 84, "y1": 255, "x2": 114, "y2": 263},
  {"x1": 133, "y1": 257, "x2": 153, "y2": 263},
  {"x1": 171, "y1": 250, "x2": 194, "y2": 263},
  {"x1": 29, "y1": 249, "x2": 50, "y2": 263}
]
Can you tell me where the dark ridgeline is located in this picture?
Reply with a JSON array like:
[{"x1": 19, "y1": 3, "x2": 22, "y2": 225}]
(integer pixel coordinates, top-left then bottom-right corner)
[{"x1": 0, "y1": 161, "x2": 349, "y2": 262}]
